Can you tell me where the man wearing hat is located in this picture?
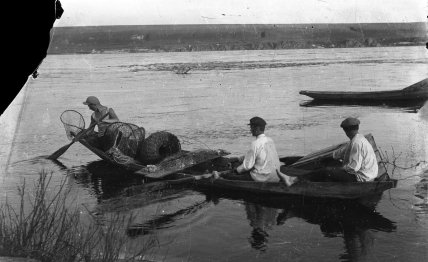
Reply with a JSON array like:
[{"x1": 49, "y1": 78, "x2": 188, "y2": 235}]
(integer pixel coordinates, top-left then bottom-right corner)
[
  {"x1": 82, "y1": 96, "x2": 119, "y2": 148},
  {"x1": 215, "y1": 116, "x2": 295, "y2": 186},
  {"x1": 322, "y1": 117, "x2": 378, "y2": 182}
]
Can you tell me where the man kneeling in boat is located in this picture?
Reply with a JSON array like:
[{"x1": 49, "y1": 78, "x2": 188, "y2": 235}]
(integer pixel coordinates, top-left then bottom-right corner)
[
  {"x1": 213, "y1": 116, "x2": 296, "y2": 186},
  {"x1": 81, "y1": 96, "x2": 119, "y2": 149},
  {"x1": 310, "y1": 117, "x2": 378, "y2": 182}
]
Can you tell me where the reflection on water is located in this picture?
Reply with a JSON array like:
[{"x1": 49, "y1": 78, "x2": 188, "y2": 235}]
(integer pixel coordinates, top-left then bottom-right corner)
[
  {"x1": 300, "y1": 99, "x2": 427, "y2": 113},
  {"x1": 200, "y1": 190, "x2": 396, "y2": 261},
  {"x1": 245, "y1": 203, "x2": 278, "y2": 251},
  {"x1": 110, "y1": 184, "x2": 397, "y2": 261},
  {"x1": 127, "y1": 200, "x2": 209, "y2": 237},
  {"x1": 9, "y1": 155, "x2": 68, "y2": 172},
  {"x1": 12, "y1": 152, "x2": 417, "y2": 261},
  {"x1": 67, "y1": 160, "x2": 146, "y2": 201}
]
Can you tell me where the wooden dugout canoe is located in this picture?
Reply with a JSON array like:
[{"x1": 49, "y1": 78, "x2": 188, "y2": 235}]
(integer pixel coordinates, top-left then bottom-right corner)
[
  {"x1": 78, "y1": 138, "x2": 229, "y2": 178},
  {"x1": 194, "y1": 178, "x2": 396, "y2": 199},
  {"x1": 299, "y1": 78, "x2": 428, "y2": 102},
  {"x1": 193, "y1": 134, "x2": 397, "y2": 200}
]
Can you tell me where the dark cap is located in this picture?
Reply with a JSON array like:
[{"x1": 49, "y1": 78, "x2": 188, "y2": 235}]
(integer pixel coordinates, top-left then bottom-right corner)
[
  {"x1": 83, "y1": 96, "x2": 101, "y2": 106},
  {"x1": 340, "y1": 117, "x2": 360, "y2": 128},
  {"x1": 248, "y1": 116, "x2": 267, "y2": 126}
]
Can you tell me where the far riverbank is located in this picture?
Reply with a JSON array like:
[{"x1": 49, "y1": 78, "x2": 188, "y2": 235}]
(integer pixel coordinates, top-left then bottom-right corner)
[{"x1": 49, "y1": 22, "x2": 426, "y2": 54}]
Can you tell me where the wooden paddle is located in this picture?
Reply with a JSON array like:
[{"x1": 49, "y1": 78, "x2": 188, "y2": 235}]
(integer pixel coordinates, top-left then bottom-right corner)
[
  {"x1": 288, "y1": 143, "x2": 344, "y2": 168},
  {"x1": 279, "y1": 156, "x2": 304, "y2": 166},
  {"x1": 48, "y1": 112, "x2": 110, "y2": 160}
]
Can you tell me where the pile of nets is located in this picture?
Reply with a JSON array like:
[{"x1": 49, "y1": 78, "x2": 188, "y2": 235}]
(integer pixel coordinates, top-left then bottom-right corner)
[
  {"x1": 137, "y1": 131, "x2": 181, "y2": 165},
  {"x1": 60, "y1": 110, "x2": 183, "y2": 165},
  {"x1": 60, "y1": 110, "x2": 145, "y2": 161}
]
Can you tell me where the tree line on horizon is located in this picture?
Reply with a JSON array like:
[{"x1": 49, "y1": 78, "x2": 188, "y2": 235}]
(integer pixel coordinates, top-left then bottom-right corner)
[{"x1": 48, "y1": 23, "x2": 426, "y2": 54}]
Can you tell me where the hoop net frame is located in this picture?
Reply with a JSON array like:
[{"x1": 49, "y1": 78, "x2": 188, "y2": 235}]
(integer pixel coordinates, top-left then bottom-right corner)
[
  {"x1": 103, "y1": 122, "x2": 145, "y2": 159},
  {"x1": 60, "y1": 110, "x2": 85, "y2": 141}
]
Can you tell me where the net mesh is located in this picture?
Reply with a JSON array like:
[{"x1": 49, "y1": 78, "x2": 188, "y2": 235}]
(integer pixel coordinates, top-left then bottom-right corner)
[
  {"x1": 60, "y1": 110, "x2": 145, "y2": 164},
  {"x1": 60, "y1": 110, "x2": 85, "y2": 141},
  {"x1": 103, "y1": 122, "x2": 145, "y2": 159}
]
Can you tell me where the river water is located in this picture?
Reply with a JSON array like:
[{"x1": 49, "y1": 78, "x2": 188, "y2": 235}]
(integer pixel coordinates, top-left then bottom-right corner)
[{"x1": 1, "y1": 46, "x2": 427, "y2": 261}]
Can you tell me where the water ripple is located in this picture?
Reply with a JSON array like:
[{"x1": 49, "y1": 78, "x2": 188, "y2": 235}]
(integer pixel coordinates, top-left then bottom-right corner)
[{"x1": 121, "y1": 58, "x2": 427, "y2": 72}]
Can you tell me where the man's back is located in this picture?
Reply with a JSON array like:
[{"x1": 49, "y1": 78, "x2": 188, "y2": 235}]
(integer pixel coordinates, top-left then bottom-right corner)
[
  {"x1": 246, "y1": 134, "x2": 281, "y2": 182},
  {"x1": 341, "y1": 134, "x2": 378, "y2": 181}
]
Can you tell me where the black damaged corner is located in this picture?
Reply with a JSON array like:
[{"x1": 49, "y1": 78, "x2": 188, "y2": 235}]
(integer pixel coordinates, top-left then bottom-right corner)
[
  {"x1": 3, "y1": 0, "x2": 64, "y2": 115},
  {"x1": 56, "y1": 0, "x2": 64, "y2": 19}
]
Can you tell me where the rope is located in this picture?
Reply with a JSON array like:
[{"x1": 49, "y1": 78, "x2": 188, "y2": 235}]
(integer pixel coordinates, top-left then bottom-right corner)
[{"x1": 168, "y1": 132, "x2": 212, "y2": 150}]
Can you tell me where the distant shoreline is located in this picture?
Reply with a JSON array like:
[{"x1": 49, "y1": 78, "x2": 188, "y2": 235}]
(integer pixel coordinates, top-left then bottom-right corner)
[
  {"x1": 48, "y1": 23, "x2": 427, "y2": 55},
  {"x1": 47, "y1": 43, "x2": 425, "y2": 56}
]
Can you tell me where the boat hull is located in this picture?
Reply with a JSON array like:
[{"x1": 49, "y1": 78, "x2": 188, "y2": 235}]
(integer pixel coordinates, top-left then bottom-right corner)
[
  {"x1": 194, "y1": 178, "x2": 397, "y2": 199},
  {"x1": 79, "y1": 139, "x2": 145, "y2": 171},
  {"x1": 192, "y1": 133, "x2": 397, "y2": 200},
  {"x1": 300, "y1": 78, "x2": 428, "y2": 101},
  {"x1": 78, "y1": 138, "x2": 229, "y2": 178}
]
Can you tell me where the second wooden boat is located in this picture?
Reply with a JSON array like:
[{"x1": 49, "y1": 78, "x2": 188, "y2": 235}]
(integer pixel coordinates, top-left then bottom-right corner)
[
  {"x1": 192, "y1": 134, "x2": 397, "y2": 200},
  {"x1": 299, "y1": 78, "x2": 428, "y2": 102}
]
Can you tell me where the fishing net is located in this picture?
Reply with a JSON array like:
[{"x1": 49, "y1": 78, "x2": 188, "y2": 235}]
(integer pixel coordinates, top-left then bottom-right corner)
[
  {"x1": 105, "y1": 147, "x2": 137, "y2": 165},
  {"x1": 137, "y1": 131, "x2": 181, "y2": 165},
  {"x1": 103, "y1": 122, "x2": 145, "y2": 159},
  {"x1": 60, "y1": 110, "x2": 85, "y2": 140},
  {"x1": 59, "y1": 110, "x2": 146, "y2": 165}
]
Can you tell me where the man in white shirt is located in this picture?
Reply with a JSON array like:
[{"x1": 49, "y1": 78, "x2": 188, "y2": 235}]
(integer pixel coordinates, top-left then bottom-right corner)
[
  {"x1": 215, "y1": 116, "x2": 295, "y2": 186},
  {"x1": 314, "y1": 117, "x2": 378, "y2": 182}
]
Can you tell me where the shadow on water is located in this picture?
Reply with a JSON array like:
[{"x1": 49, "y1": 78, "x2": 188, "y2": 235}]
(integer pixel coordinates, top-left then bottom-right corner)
[
  {"x1": 300, "y1": 99, "x2": 427, "y2": 113},
  {"x1": 121, "y1": 184, "x2": 396, "y2": 259},
  {"x1": 9, "y1": 157, "x2": 146, "y2": 201},
  {"x1": 68, "y1": 160, "x2": 147, "y2": 201},
  {"x1": 8, "y1": 156, "x2": 70, "y2": 175},
  {"x1": 202, "y1": 190, "x2": 396, "y2": 260},
  {"x1": 126, "y1": 199, "x2": 209, "y2": 237},
  {"x1": 60, "y1": 156, "x2": 400, "y2": 261}
]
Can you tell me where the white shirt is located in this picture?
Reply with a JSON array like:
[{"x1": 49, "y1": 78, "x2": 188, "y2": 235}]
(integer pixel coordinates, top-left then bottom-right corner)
[
  {"x1": 237, "y1": 134, "x2": 294, "y2": 184},
  {"x1": 333, "y1": 133, "x2": 378, "y2": 182}
]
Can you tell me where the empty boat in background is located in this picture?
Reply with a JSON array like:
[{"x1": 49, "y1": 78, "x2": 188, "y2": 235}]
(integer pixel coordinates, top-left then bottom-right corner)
[{"x1": 299, "y1": 78, "x2": 428, "y2": 102}]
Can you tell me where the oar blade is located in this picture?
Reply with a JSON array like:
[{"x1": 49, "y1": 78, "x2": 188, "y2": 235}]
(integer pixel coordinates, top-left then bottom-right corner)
[
  {"x1": 47, "y1": 142, "x2": 73, "y2": 160},
  {"x1": 48, "y1": 111, "x2": 110, "y2": 161}
]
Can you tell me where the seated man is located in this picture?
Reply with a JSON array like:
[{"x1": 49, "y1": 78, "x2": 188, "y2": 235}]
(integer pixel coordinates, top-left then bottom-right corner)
[
  {"x1": 214, "y1": 116, "x2": 296, "y2": 186},
  {"x1": 82, "y1": 96, "x2": 119, "y2": 149},
  {"x1": 308, "y1": 117, "x2": 378, "y2": 182}
]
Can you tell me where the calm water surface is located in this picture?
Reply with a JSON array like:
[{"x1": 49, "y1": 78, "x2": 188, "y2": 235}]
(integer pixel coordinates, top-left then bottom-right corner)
[{"x1": 1, "y1": 46, "x2": 428, "y2": 261}]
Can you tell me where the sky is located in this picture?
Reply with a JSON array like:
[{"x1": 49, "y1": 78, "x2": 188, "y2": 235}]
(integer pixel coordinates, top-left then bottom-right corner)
[{"x1": 56, "y1": 0, "x2": 427, "y2": 26}]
